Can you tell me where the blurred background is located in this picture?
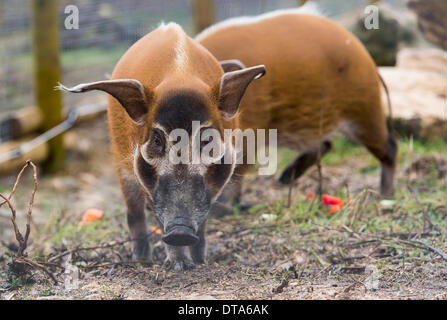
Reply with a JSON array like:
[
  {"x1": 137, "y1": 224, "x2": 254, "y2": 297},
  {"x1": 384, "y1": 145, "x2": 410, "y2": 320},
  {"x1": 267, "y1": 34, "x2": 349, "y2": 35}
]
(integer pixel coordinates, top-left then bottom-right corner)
[
  {"x1": 0, "y1": 0, "x2": 435, "y2": 113},
  {"x1": 0, "y1": 0, "x2": 445, "y2": 173}
]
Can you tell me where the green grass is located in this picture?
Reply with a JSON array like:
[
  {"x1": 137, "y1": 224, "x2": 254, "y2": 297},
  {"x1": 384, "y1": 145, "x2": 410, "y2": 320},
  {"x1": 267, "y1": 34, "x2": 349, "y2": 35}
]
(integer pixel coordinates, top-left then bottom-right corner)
[
  {"x1": 61, "y1": 46, "x2": 128, "y2": 67},
  {"x1": 321, "y1": 135, "x2": 366, "y2": 166},
  {"x1": 398, "y1": 137, "x2": 447, "y2": 161},
  {"x1": 247, "y1": 178, "x2": 447, "y2": 237},
  {"x1": 45, "y1": 220, "x2": 118, "y2": 246},
  {"x1": 243, "y1": 135, "x2": 447, "y2": 243},
  {"x1": 41, "y1": 205, "x2": 124, "y2": 249},
  {"x1": 12, "y1": 45, "x2": 128, "y2": 71},
  {"x1": 276, "y1": 135, "x2": 447, "y2": 174}
]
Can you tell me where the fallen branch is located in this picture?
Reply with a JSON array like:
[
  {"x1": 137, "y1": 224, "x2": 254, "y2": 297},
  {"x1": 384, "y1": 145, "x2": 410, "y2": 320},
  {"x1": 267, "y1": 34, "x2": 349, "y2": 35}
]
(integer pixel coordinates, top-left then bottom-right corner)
[
  {"x1": 374, "y1": 238, "x2": 447, "y2": 263},
  {"x1": 47, "y1": 234, "x2": 156, "y2": 263},
  {"x1": 0, "y1": 160, "x2": 33, "y2": 208},
  {"x1": 80, "y1": 260, "x2": 152, "y2": 269},
  {"x1": 344, "y1": 274, "x2": 367, "y2": 293},
  {"x1": 0, "y1": 161, "x2": 58, "y2": 284},
  {"x1": 12, "y1": 256, "x2": 58, "y2": 284},
  {"x1": 412, "y1": 239, "x2": 447, "y2": 262}
]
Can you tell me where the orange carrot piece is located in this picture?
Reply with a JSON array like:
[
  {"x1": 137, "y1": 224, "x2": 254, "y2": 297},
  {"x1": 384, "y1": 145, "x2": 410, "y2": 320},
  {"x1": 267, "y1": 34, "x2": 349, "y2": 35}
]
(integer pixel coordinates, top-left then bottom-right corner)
[
  {"x1": 81, "y1": 208, "x2": 104, "y2": 225},
  {"x1": 149, "y1": 225, "x2": 162, "y2": 235},
  {"x1": 328, "y1": 203, "x2": 343, "y2": 215},
  {"x1": 322, "y1": 194, "x2": 343, "y2": 206}
]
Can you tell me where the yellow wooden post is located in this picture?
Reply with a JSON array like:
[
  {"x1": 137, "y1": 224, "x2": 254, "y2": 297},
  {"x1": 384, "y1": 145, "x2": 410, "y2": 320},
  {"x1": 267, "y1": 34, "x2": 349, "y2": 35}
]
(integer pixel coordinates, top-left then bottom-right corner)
[
  {"x1": 192, "y1": 0, "x2": 215, "y2": 35},
  {"x1": 31, "y1": 0, "x2": 64, "y2": 172}
]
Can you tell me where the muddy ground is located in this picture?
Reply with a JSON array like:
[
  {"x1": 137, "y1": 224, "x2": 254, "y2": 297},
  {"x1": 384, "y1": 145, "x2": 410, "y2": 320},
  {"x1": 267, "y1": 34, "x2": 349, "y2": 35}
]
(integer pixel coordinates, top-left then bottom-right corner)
[{"x1": 1, "y1": 117, "x2": 447, "y2": 300}]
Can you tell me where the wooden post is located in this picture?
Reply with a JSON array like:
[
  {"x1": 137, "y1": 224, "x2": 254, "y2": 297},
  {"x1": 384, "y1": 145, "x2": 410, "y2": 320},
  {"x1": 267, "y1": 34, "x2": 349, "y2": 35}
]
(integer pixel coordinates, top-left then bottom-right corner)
[
  {"x1": 192, "y1": 0, "x2": 215, "y2": 35},
  {"x1": 298, "y1": 0, "x2": 308, "y2": 6},
  {"x1": 31, "y1": 0, "x2": 64, "y2": 172}
]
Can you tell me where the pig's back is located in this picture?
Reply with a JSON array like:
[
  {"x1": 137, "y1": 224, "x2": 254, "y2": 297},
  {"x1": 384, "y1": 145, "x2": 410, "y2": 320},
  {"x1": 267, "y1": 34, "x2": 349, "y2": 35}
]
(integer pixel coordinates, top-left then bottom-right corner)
[{"x1": 197, "y1": 11, "x2": 381, "y2": 149}]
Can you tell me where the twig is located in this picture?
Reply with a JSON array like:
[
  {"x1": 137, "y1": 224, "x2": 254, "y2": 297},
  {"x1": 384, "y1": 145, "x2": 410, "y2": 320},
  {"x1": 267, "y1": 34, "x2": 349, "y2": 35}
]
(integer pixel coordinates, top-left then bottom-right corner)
[
  {"x1": 412, "y1": 239, "x2": 447, "y2": 262},
  {"x1": 80, "y1": 260, "x2": 151, "y2": 269},
  {"x1": 407, "y1": 184, "x2": 447, "y2": 237},
  {"x1": 344, "y1": 274, "x2": 367, "y2": 293},
  {"x1": 316, "y1": 162, "x2": 323, "y2": 200},
  {"x1": 286, "y1": 167, "x2": 296, "y2": 208},
  {"x1": 272, "y1": 279, "x2": 289, "y2": 294},
  {"x1": 0, "y1": 161, "x2": 58, "y2": 284},
  {"x1": 316, "y1": 88, "x2": 326, "y2": 199},
  {"x1": 0, "y1": 161, "x2": 33, "y2": 207},
  {"x1": 14, "y1": 256, "x2": 58, "y2": 284},
  {"x1": 47, "y1": 235, "x2": 155, "y2": 263},
  {"x1": 309, "y1": 248, "x2": 327, "y2": 267},
  {"x1": 347, "y1": 189, "x2": 371, "y2": 229}
]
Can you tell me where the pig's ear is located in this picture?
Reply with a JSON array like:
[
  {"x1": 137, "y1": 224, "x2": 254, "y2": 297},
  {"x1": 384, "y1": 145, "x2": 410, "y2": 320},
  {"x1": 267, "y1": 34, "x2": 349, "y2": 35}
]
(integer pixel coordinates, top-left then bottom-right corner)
[
  {"x1": 219, "y1": 59, "x2": 246, "y2": 72},
  {"x1": 218, "y1": 65, "x2": 265, "y2": 120},
  {"x1": 56, "y1": 79, "x2": 149, "y2": 124}
]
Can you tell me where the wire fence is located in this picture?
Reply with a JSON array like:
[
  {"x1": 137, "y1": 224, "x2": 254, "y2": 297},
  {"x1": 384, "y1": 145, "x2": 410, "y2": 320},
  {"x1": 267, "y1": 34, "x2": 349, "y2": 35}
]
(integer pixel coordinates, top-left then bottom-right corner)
[
  {"x1": 0, "y1": 0, "x2": 285, "y2": 115},
  {"x1": 0, "y1": 0, "x2": 413, "y2": 115}
]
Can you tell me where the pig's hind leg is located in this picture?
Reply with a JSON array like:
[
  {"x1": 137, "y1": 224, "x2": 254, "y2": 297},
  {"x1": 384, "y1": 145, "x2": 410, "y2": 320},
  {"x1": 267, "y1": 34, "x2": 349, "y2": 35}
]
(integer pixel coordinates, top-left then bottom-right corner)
[
  {"x1": 277, "y1": 140, "x2": 332, "y2": 184},
  {"x1": 210, "y1": 165, "x2": 254, "y2": 217},
  {"x1": 347, "y1": 115, "x2": 397, "y2": 197}
]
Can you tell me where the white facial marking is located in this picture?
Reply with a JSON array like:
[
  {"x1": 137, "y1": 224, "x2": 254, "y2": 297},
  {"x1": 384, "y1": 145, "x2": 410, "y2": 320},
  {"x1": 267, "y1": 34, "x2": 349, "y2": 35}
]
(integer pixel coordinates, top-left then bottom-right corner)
[
  {"x1": 133, "y1": 144, "x2": 153, "y2": 201},
  {"x1": 136, "y1": 121, "x2": 238, "y2": 203},
  {"x1": 141, "y1": 125, "x2": 174, "y2": 176}
]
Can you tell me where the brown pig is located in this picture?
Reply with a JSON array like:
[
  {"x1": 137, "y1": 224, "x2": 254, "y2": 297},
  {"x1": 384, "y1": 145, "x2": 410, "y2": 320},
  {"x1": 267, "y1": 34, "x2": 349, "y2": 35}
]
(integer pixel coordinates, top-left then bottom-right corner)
[
  {"x1": 196, "y1": 7, "x2": 397, "y2": 196},
  {"x1": 58, "y1": 22, "x2": 265, "y2": 270}
]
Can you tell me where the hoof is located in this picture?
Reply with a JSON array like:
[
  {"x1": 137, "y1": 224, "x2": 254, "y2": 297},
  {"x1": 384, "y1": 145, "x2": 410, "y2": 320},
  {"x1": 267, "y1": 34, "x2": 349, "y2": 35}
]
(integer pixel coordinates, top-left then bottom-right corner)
[
  {"x1": 132, "y1": 238, "x2": 152, "y2": 263},
  {"x1": 163, "y1": 258, "x2": 195, "y2": 271}
]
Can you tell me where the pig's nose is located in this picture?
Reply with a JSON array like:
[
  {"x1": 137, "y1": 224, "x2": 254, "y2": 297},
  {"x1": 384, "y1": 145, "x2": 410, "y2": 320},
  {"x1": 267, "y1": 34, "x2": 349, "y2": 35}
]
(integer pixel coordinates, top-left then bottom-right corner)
[{"x1": 162, "y1": 218, "x2": 199, "y2": 246}]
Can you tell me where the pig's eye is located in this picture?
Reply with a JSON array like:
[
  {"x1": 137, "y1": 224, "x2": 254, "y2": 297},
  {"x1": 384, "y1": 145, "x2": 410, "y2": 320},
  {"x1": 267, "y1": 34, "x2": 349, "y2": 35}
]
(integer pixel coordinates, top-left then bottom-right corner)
[{"x1": 149, "y1": 129, "x2": 165, "y2": 156}]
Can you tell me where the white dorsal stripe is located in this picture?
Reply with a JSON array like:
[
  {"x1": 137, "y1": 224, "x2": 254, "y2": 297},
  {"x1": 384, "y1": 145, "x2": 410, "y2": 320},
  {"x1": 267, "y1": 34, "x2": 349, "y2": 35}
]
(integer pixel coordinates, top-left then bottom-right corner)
[
  {"x1": 195, "y1": 2, "x2": 321, "y2": 42},
  {"x1": 157, "y1": 21, "x2": 188, "y2": 71}
]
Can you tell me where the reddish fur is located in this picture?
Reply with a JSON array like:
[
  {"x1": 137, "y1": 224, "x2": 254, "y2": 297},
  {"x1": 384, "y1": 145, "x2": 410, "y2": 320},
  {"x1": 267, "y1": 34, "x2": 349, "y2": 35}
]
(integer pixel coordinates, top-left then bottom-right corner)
[
  {"x1": 107, "y1": 25, "x2": 238, "y2": 186},
  {"x1": 198, "y1": 13, "x2": 390, "y2": 158}
]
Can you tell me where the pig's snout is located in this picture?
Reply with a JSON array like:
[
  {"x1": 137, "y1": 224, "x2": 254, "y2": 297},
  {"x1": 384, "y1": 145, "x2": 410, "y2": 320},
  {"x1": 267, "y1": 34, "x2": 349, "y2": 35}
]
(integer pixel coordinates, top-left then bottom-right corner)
[{"x1": 162, "y1": 217, "x2": 199, "y2": 246}]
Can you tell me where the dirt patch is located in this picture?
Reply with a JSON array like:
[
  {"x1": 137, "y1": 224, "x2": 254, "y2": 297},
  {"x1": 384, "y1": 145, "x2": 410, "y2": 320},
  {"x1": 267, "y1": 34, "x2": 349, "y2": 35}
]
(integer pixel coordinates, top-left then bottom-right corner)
[{"x1": 1, "y1": 117, "x2": 447, "y2": 300}]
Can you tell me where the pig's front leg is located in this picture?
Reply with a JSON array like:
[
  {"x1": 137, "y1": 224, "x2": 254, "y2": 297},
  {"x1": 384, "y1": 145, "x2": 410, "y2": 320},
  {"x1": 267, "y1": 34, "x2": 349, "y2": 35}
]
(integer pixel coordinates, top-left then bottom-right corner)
[
  {"x1": 164, "y1": 246, "x2": 195, "y2": 271},
  {"x1": 121, "y1": 177, "x2": 151, "y2": 262},
  {"x1": 189, "y1": 223, "x2": 206, "y2": 264}
]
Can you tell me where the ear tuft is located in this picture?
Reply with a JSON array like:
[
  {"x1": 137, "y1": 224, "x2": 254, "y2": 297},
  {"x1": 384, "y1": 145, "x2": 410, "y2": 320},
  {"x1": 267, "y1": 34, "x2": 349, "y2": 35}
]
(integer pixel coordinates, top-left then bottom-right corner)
[{"x1": 55, "y1": 82, "x2": 89, "y2": 93}]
